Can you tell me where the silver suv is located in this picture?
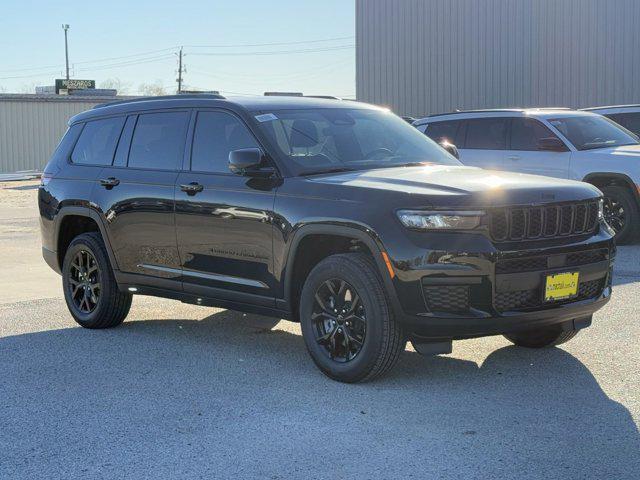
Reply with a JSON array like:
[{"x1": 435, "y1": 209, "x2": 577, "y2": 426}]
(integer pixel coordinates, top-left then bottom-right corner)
[{"x1": 414, "y1": 109, "x2": 640, "y2": 243}]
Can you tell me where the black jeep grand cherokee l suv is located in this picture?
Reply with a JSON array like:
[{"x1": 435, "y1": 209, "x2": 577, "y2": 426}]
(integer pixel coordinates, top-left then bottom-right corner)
[{"x1": 39, "y1": 95, "x2": 615, "y2": 382}]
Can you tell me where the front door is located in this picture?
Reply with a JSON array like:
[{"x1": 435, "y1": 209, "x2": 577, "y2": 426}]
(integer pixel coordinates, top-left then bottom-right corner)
[{"x1": 175, "y1": 109, "x2": 278, "y2": 306}]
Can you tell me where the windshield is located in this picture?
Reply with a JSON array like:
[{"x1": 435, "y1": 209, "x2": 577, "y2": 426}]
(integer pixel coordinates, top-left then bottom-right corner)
[
  {"x1": 548, "y1": 115, "x2": 639, "y2": 151},
  {"x1": 252, "y1": 107, "x2": 461, "y2": 175}
]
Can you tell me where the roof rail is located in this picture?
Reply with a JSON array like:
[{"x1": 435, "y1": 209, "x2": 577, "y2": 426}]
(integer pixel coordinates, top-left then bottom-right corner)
[
  {"x1": 426, "y1": 108, "x2": 524, "y2": 118},
  {"x1": 93, "y1": 93, "x2": 225, "y2": 109},
  {"x1": 582, "y1": 104, "x2": 640, "y2": 111},
  {"x1": 424, "y1": 107, "x2": 573, "y2": 119},
  {"x1": 304, "y1": 95, "x2": 341, "y2": 100}
]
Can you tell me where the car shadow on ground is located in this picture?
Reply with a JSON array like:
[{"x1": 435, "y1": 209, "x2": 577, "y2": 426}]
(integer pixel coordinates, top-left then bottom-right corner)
[{"x1": 2, "y1": 309, "x2": 639, "y2": 478}]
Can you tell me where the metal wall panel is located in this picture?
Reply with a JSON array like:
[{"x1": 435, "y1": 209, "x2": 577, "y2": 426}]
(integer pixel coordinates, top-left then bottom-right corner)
[
  {"x1": 0, "y1": 97, "x2": 108, "y2": 173},
  {"x1": 356, "y1": 0, "x2": 640, "y2": 117}
]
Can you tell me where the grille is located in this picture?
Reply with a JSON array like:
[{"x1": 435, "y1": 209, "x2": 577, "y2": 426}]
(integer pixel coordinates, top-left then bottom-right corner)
[
  {"x1": 495, "y1": 279, "x2": 604, "y2": 312},
  {"x1": 489, "y1": 201, "x2": 599, "y2": 242},
  {"x1": 496, "y1": 248, "x2": 609, "y2": 274},
  {"x1": 423, "y1": 285, "x2": 470, "y2": 313}
]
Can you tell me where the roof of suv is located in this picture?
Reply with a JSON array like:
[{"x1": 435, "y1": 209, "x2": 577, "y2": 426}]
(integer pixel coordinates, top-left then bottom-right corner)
[
  {"x1": 582, "y1": 104, "x2": 640, "y2": 114},
  {"x1": 413, "y1": 108, "x2": 596, "y2": 126},
  {"x1": 69, "y1": 94, "x2": 376, "y2": 125}
]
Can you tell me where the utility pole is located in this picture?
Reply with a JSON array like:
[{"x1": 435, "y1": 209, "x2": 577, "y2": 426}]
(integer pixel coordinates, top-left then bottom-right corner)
[
  {"x1": 177, "y1": 47, "x2": 184, "y2": 93},
  {"x1": 62, "y1": 24, "x2": 70, "y2": 80}
]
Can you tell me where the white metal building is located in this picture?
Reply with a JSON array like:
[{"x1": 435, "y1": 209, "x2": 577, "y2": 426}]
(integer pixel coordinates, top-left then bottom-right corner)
[
  {"x1": 0, "y1": 94, "x2": 122, "y2": 173},
  {"x1": 356, "y1": 0, "x2": 640, "y2": 117}
]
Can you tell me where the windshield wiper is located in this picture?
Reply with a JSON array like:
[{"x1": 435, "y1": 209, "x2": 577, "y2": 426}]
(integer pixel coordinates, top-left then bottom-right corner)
[{"x1": 299, "y1": 166, "x2": 357, "y2": 176}]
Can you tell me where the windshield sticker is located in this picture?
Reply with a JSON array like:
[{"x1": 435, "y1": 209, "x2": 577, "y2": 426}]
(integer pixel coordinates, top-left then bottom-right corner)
[{"x1": 255, "y1": 113, "x2": 278, "y2": 122}]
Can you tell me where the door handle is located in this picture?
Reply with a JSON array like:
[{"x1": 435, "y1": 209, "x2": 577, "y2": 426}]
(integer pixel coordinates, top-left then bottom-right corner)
[
  {"x1": 99, "y1": 177, "x2": 120, "y2": 188},
  {"x1": 507, "y1": 155, "x2": 521, "y2": 161},
  {"x1": 180, "y1": 182, "x2": 204, "y2": 195}
]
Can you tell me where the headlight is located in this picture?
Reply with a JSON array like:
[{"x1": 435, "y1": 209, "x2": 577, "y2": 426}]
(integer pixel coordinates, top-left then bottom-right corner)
[{"x1": 397, "y1": 210, "x2": 485, "y2": 230}]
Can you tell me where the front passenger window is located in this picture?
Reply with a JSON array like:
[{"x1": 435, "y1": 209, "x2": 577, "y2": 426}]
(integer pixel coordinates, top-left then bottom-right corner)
[{"x1": 191, "y1": 112, "x2": 259, "y2": 173}]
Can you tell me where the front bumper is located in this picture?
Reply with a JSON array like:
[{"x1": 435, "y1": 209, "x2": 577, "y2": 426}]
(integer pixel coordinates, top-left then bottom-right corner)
[{"x1": 387, "y1": 229, "x2": 615, "y2": 340}]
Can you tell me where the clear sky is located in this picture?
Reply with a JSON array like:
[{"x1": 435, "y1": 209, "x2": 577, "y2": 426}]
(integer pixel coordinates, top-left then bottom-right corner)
[{"x1": 0, "y1": 0, "x2": 355, "y2": 97}]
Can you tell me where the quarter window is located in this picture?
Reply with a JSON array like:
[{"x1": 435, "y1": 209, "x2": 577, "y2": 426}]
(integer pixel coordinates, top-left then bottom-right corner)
[
  {"x1": 128, "y1": 112, "x2": 190, "y2": 170},
  {"x1": 191, "y1": 111, "x2": 259, "y2": 173},
  {"x1": 464, "y1": 118, "x2": 508, "y2": 150},
  {"x1": 71, "y1": 117, "x2": 125, "y2": 165},
  {"x1": 510, "y1": 118, "x2": 561, "y2": 151}
]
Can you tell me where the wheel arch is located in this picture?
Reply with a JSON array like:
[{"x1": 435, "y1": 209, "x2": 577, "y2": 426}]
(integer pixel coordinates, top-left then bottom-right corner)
[
  {"x1": 55, "y1": 207, "x2": 119, "y2": 272},
  {"x1": 282, "y1": 223, "x2": 400, "y2": 321},
  {"x1": 582, "y1": 172, "x2": 640, "y2": 205}
]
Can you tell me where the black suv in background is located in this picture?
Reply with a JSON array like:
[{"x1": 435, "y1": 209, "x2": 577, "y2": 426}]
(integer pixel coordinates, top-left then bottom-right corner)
[{"x1": 39, "y1": 95, "x2": 615, "y2": 382}]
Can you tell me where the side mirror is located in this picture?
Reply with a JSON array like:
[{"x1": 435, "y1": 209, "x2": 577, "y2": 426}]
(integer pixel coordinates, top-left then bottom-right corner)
[
  {"x1": 439, "y1": 141, "x2": 460, "y2": 160},
  {"x1": 538, "y1": 137, "x2": 567, "y2": 152},
  {"x1": 229, "y1": 148, "x2": 273, "y2": 177}
]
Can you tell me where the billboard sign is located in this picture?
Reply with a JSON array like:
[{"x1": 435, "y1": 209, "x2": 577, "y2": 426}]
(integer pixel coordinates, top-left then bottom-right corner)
[{"x1": 55, "y1": 79, "x2": 96, "y2": 94}]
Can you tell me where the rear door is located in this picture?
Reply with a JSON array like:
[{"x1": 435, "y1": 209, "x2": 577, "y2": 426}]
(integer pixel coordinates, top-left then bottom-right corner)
[
  {"x1": 504, "y1": 117, "x2": 571, "y2": 178},
  {"x1": 456, "y1": 117, "x2": 508, "y2": 170},
  {"x1": 92, "y1": 110, "x2": 190, "y2": 286},
  {"x1": 175, "y1": 109, "x2": 278, "y2": 306}
]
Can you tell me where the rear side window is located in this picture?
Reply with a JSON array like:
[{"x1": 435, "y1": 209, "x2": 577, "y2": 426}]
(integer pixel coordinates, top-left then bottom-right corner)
[
  {"x1": 191, "y1": 111, "x2": 258, "y2": 173},
  {"x1": 605, "y1": 113, "x2": 640, "y2": 136},
  {"x1": 425, "y1": 120, "x2": 463, "y2": 145},
  {"x1": 128, "y1": 112, "x2": 190, "y2": 170},
  {"x1": 464, "y1": 118, "x2": 508, "y2": 150},
  {"x1": 510, "y1": 118, "x2": 560, "y2": 151},
  {"x1": 71, "y1": 117, "x2": 125, "y2": 165}
]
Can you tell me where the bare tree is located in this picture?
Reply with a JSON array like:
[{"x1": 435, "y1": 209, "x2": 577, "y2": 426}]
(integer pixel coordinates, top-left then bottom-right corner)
[
  {"x1": 99, "y1": 78, "x2": 132, "y2": 95},
  {"x1": 138, "y1": 81, "x2": 168, "y2": 96}
]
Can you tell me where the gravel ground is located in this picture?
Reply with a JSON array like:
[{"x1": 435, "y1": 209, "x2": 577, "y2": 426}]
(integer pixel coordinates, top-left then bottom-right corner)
[{"x1": 1, "y1": 180, "x2": 638, "y2": 479}]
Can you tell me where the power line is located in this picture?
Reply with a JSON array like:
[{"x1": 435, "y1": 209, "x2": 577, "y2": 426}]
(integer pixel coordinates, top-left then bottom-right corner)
[
  {"x1": 184, "y1": 35, "x2": 354, "y2": 48},
  {"x1": 189, "y1": 45, "x2": 354, "y2": 56}
]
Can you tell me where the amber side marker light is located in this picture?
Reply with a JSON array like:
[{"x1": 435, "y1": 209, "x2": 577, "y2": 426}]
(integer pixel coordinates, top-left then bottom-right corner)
[{"x1": 381, "y1": 251, "x2": 395, "y2": 279}]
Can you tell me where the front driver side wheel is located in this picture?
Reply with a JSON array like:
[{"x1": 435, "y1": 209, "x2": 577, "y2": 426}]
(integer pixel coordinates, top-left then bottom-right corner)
[{"x1": 299, "y1": 253, "x2": 406, "y2": 383}]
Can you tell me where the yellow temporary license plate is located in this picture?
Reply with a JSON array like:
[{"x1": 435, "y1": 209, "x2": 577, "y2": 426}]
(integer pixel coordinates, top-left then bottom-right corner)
[{"x1": 545, "y1": 272, "x2": 579, "y2": 302}]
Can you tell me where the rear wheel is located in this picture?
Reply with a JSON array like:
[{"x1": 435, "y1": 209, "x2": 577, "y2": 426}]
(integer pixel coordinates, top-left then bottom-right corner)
[
  {"x1": 62, "y1": 232, "x2": 132, "y2": 329},
  {"x1": 601, "y1": 185, "x2": 640, "y2": 244},
  {"x1": 504, "y1": 326, "x2": 578, "y2": 348},
  {"x1": 299, "y1": 253, "x2": 406, "y2": 383}
]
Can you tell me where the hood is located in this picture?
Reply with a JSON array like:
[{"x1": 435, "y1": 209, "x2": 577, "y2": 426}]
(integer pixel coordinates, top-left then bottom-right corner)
[
  {"x1": 581, "y1": 143, "x2": 640, "y2": 157},
  {"x1": 305, "y1": 165, "x2": 601, "y2": 207}
]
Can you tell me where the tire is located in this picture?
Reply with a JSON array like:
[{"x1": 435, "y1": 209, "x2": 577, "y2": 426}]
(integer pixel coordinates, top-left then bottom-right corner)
[
  {"x1": 504, "y1": 326, "x2": 578, "y2": 348},
  {"x1": 62, "y1": 232, "x2": 132, "y2": 329},
  {"x1": 601, "y1": 185, "x2": 640, "y2": 244},
  {"x1": 299, "y1": 253, "x2": 406, "y2": 383}
]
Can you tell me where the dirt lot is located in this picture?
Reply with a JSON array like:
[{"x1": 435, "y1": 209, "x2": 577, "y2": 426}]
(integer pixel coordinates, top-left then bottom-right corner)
[{"x1": 1, "y1": 180, "x2": 639, "y2": 479}]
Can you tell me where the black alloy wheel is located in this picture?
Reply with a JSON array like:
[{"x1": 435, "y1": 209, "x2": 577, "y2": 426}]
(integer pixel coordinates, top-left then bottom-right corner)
[
  {"x1": 603, "y1": 196, "x2": 626, "y2": 234},
  {"x1": 600, "y1": 185, "x2": 640, "y2": 244},
  {"x1": 312, "y1": 279, "x2": 366, "y2": 363},
  {"x1": 68, "y1": 249, "x2": 101, "y2": 314},
  {"x1": 62, "y1": 232, "x2": 132, "y2": 329}
]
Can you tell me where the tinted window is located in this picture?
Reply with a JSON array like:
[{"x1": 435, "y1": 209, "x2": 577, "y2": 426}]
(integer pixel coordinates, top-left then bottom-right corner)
[
  {"x1": 191, "y1": 112, "x2": 258, "y2": 173},
  {"x1": 605, "y1": 113, "x2": 640, "y2": 136},
  {"x1": 464, "y1": 118, "x2": 508, "y2": 150},
  {"x1": 71, "y1": 117, "x2": 125, "y2": 165},
  {"x1": 510, "y1": 118, "x2": 560, "y2": 150},
  {"x1": 548, "y1": 115, "x2": 639, "y2": 151},
  {"x1": 128, "y1": 112, "x2": 190, "y2": 170},
  {"x1": 425, "y1": 120, "x2": 463, "y2": 145}
]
